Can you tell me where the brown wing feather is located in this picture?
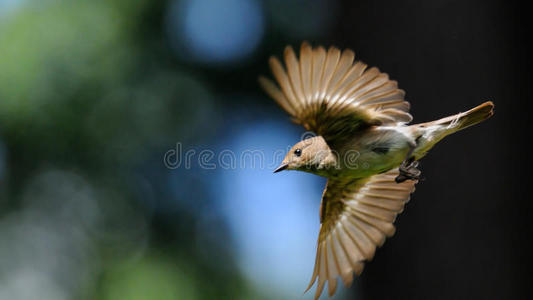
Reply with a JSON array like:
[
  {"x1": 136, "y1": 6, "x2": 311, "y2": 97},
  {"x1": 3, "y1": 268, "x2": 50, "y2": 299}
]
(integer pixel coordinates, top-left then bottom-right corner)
[
  {"x1": 259, "y1": 42, "x2": 412, "y2": 146},
  {"x1": 306, "y1": 168, "x2": 418, "y2": 299}
]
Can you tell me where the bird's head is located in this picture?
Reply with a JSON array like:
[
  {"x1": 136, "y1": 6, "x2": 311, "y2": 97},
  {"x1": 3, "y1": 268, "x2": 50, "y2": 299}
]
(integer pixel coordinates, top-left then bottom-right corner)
[{"x1": 274, "y1": 136, "x2": 337, "y2": 174}]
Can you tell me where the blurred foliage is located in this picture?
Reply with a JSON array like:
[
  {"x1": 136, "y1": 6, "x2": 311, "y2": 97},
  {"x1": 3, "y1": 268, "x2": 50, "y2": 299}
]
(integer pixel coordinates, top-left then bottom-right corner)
[
  {"x1": 0, "y1": 0, "x2": 218, "y2": 189},
  {"x1": 0, "y1": 0, "x2": 247, "y2": 299},
  {"x1": 100, "y1": 254, "x2": 199, "y2": 300}
]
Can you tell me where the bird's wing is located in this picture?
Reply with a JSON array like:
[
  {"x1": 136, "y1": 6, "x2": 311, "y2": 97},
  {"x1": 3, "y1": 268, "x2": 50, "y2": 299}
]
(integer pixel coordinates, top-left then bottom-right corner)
[
  {"x1": 259, "y1": 43, "x2": 412, "y2": 145},
  {"x1": 307, "y1": 168, "x2": 418, "y2": 299}
]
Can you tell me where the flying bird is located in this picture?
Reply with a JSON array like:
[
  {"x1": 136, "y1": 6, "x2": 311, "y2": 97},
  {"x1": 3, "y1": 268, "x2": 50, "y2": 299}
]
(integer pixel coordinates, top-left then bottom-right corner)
[{"x1": 259, "y1": 42, "x2": 494, "y2": 299}]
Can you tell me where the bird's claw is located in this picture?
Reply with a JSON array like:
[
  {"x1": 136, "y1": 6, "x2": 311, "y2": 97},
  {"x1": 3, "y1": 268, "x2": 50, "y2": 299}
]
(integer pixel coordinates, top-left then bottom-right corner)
[{"x1": 395, "y1": 158, "x2": 421, "y2": 183}]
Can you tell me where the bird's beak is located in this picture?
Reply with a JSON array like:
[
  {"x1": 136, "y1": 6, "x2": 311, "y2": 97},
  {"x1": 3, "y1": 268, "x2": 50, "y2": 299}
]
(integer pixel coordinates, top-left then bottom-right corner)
[{"x1": 273, "y1": 162, "x2": 288, "y2": 173}]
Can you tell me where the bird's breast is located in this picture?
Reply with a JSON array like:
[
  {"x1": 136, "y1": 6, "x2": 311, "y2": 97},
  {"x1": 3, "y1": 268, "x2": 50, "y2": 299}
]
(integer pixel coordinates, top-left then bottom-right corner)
[{"x1": 335, "y1": 127, "x2": 413, "y2": 178}]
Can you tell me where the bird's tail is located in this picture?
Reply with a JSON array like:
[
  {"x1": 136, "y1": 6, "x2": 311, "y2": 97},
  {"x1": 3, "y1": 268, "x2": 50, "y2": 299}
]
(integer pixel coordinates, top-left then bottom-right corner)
[
  {"x1": 411, "y1": 101, "x2": 494, "y2": 158},
  {"x1": 418, "y1": 101, "x2": 494, "y2": 133}
]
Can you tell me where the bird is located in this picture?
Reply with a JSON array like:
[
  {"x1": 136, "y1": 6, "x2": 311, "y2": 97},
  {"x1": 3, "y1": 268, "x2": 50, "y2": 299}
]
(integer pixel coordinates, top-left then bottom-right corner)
[{"x1": 259, "y1": 42, "x2": 494, "y2": 299}]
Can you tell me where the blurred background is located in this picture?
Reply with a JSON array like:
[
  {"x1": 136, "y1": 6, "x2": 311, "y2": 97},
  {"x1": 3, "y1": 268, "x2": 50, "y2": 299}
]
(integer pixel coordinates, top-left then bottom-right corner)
[{"x1": 0, "y1": 0, "x2": 531, "y2": 299}]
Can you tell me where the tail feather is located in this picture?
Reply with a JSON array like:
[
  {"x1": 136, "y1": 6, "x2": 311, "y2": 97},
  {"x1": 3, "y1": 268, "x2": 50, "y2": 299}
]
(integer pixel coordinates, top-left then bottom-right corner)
[
  {"x1": 412, "y1": 101, "x2": 494, "y2": 158},
  {"x1": 456, "y1": 101, "x2": 494, "y2": 130},
  {"x1": 423, "y1": 101, "x2": 494, "y2": 133}
]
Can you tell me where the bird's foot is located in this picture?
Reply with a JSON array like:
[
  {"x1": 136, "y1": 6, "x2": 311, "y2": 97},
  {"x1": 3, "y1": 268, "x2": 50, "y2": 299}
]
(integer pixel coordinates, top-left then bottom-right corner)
[{"x1": 395, "y1": 157, "x2": 421, "y2": 183}]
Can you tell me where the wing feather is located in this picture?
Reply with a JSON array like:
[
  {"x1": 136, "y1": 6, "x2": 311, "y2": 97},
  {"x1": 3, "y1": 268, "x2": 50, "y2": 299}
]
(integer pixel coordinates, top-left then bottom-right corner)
[
  {"x1": 316, "y1": 241, "x2": 327, "y2": 299},
  {"x1": 319, "y1": 46, "x2": 341, "y2": 101},
  {"x1": 331, "y1": 231, "x2": 354, "y2": 285},
  {"x1": 284, "y1": 46, "x2": 306, "y2": 109},
  {"x1": 325, "y1": 49, "x2": 355, "y2": 101},
  {"x1": 330, "y1": 61, "x2": 368, "y2": 105},
  {"x1": 300, "y1": 43, "x2": 313, "y2": 105},
  {"x1": 260, "y1": 43, "x2": 412, "y2": 146},
  {"x1": 306, "y1": 168, "x2": 418, "y2": 300},
  {"x1": 326, "y1": 236, "x2": 338, "y2": 296},
  {"x1": 343, "y1": 217, "x2": 376, "y2": 259},
  {"x1": 268, "y1": 57, "x2": 299, "y2": 113},
  {"x1": 311, "y1": 46, "x2": 326, "y2": 103}
]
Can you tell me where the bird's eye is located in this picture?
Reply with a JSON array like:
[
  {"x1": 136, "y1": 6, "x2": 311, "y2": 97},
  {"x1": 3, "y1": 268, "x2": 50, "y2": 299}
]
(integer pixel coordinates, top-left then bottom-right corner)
[{"x1": 294, "y1": 149, "x2": 302, "y2": 157}]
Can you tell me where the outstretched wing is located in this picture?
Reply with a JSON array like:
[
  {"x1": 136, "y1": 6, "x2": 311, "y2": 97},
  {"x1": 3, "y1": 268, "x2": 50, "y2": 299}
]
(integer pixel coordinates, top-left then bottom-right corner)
[
  {"x1": 307, "y1": 168, "x2": 418, "y2": 299},
  {"x1": 259, "y1": 43, "x2": 412, "y2": 146}
]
